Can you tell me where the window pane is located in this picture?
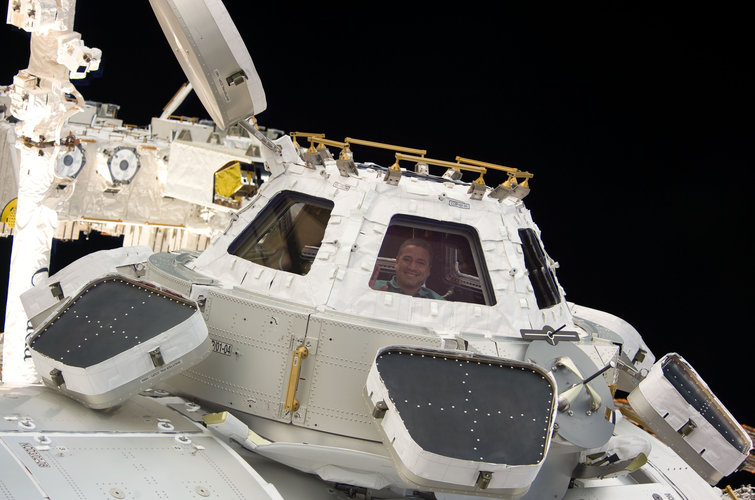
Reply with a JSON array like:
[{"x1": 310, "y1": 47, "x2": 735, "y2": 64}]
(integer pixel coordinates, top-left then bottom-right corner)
[
  {"x1": 370, "y1": 215, "x2": 495, "y2": 305},
  {"x1": 518, "y1": 228, "x2": 560, "y2": 309},
  {"x1": 228, "y1": 191, "x2": 334, "y2": 276}
]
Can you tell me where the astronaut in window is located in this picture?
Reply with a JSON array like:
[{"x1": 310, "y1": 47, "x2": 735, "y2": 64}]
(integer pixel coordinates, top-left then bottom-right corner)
[{"x1": 371, "y1": 238, "x2": 445, "y2": 300}]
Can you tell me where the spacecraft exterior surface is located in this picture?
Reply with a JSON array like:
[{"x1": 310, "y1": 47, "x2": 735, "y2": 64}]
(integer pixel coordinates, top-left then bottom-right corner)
[{"x1": 1, "y1": 0, "x2": 752, "y2": 499}]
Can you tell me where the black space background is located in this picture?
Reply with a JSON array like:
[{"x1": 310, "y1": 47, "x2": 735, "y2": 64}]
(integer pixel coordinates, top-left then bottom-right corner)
[{"x1": 1, "y1": 1, "x2": 753, "y2": 485}]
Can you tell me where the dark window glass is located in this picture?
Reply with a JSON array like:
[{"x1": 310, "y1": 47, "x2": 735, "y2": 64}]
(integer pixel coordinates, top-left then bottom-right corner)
[
  {"x1": 228, "y1": 191, "x2": 334, "y2": 275},
  {"x1": 518, "y1": 228, "x2": 560, "y2": 309},
  {"x1": 370, "y1": 215, "x2": 496, "y2": 305}
]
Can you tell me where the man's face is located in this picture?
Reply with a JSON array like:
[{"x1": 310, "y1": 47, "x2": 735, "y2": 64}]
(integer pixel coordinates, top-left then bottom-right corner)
[{"x1": 395, "y1": 244, "x2": 431, "y2": 293}]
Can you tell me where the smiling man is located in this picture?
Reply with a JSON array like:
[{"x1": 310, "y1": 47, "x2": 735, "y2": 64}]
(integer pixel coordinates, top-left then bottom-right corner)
[{"x1": 372, "y1": 238, "x2": 445, "y2": 300}]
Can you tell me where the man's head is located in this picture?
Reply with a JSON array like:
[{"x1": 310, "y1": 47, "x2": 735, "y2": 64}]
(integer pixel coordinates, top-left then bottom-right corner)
[{"x1": 394, "y1": 238, "x2": 433, "y2": 295}]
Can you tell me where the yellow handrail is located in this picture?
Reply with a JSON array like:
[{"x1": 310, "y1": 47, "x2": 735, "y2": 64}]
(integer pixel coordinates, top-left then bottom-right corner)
[
  {"x1": 290, "y1": 132, "x2": 326, "y2": 150},
  {"x1": 455, "y1": 156, "x2": 533, "y2": 180},
  {"x1": 287, "y1": 133, "x2": 533, "y2": 192},
  {"x1": 284, "y1": 345, "x2": 309, "y2": 413},
  {"x1": 311, "y1": 137, "x2": 349, "y2": 149},
  {"x1": 394, "y1": 153, "x2": 487, "y2": 184},
  {"x1": 345, "y1": 137, "x2": 427, "y2": 156}
]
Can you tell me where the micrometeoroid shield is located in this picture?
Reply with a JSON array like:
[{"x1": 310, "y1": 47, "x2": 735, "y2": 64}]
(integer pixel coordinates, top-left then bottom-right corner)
[{"x1": 149, "y1": 0, "x2": 267, "y2": 130}]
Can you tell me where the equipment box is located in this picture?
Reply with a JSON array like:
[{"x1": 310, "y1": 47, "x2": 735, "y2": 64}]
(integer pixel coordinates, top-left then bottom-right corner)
[
  {"x1": 28, "y1": 274, "x2": 210, "y2": 409},
  {"x1": 627, "y1": 353, "x2": 752, "y2": 484}
]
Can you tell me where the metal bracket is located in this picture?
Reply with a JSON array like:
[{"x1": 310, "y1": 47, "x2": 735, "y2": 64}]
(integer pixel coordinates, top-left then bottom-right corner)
[
  {"x1": 467, "y1": 181, "x2": 487, "y2": 200},
  {"x1": 196, "y1": 295, "x2": 206, "y2": 312},
  {"x1": 49, "y1": 281, "x2": 64, "y2": 300},
  {"x1": 520, "y1": 324, "x2": 580, "y2": 345},
  {"x1": 476, "y1": 471, "x2": 493, "y2": 489},
  {"x1": 678, "y1": 418, "x2": 697, "y2": 437},
  {"x1": 149, "y1": 347, "x2": 165, "y2": 367},
  {"x1": 384, "y1": 167, "x2": 402, "y2": 185},
  {"x1": 336, "y1": 158, "x2": 358, "y2": 177},
  {"x1": 238, "y1": 119, "x2": 281, "y2": 155},
  {"x1": 632, "y1": 348, "x2": 647, "y2": 364},
  {"x1": 302, "y1": 336, "x2": 319, "y2": 356},
  {"x1": 372, "y1": 400, "x2": 388, "y2": 419},
  {"x1": 50, "y1": 368, "x2": 65, "y2": 387},
  {"x1": 225, "y1": 69, "x2": 247, "y2": 86}
]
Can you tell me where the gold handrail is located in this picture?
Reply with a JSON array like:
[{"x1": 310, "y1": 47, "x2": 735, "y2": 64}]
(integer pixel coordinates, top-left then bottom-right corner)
[
  {"x1": 290, "y1": 132, "x2": 326, "y2": 150},
  {"x1": 394, "y1": 153, "x2": 485, "y2": 173},
  {"x1": 455, "y1": 156, "x2": 514, "y2": 174},
  {"x1": 455, "y1": 155, "x2": 533, "y2": 180},
  {"x1": 345, "y1": 137, "x2": 427, "y2": 156},
  {"x1": 310, "y1": 137, "x2": 349, "y2": 149},
  {"x1": 308, "y1": 136, "x2": 353, "y2": 161},
  {"x1": 723, "y1": 485, "x2": 741, "y2": 500},
  {"x1": 286, "y1": 133, "x2": 533, "y2": 193},
  {"x1": 284, "y1": 345, "x2": 309, "y2": 413},
  {"x1": 290, "y1": 132, "x2": 326, "y2": 139}
]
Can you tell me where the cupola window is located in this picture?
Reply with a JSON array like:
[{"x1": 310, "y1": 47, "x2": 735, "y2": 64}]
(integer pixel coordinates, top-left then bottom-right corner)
[
  {"x1": 370, "y1": 215, "x2": 495, "y2": 305},
  {"x1": 518, "y1": 228, "x2": 560, "y2": 309},
  {"x1": 228, "y1": 190, "x2": 334, "y2": 276}
]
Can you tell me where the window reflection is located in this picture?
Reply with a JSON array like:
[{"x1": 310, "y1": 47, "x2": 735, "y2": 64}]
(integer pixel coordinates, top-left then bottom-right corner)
[
  {"x1": 228, "y1": 191, "x2": 333, "y2": 276},
  {"x1": 518, "y1": 228, "x2": 561, "y2": 309}
]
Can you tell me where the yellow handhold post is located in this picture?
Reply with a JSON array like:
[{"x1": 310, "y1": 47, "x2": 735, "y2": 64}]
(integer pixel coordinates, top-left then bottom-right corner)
[{"x1": 284, "y1": 345, "x2": 309, "y2": 413}]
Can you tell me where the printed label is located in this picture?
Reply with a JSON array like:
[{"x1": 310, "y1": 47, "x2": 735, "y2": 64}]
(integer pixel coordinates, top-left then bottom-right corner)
[
  {"x1": 448, "y1": 199, "x2": 470, "y2": 209},
  {"x1": 139, "y1": 359, "x2": 183, "y2": 383},
  {"x1": 211, "y1": 339, "x2": 233, "y2": 356}
]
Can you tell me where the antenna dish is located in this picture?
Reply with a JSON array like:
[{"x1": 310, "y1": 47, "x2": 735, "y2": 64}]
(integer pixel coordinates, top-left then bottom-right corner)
[{"x1": 149, "y1": 0, "x2": 267, "y2": 130}]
